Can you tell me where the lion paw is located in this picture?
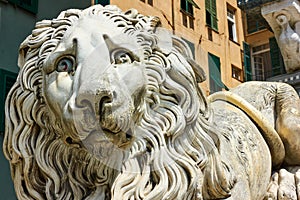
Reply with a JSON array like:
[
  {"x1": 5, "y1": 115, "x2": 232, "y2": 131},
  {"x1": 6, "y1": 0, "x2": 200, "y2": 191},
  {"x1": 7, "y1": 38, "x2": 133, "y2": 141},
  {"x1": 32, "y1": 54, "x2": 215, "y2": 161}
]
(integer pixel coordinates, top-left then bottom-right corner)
[{"x1": 264, "y1": 168, "x2": 300, "y2": 200}]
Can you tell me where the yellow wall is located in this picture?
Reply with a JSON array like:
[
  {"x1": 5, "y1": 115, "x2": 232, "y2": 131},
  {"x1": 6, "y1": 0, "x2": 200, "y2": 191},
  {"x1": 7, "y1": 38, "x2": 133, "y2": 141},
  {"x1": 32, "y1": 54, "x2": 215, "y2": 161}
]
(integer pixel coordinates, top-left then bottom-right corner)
[{"x1": 95, "y1": 0, "x2": 245, "y2": 94}]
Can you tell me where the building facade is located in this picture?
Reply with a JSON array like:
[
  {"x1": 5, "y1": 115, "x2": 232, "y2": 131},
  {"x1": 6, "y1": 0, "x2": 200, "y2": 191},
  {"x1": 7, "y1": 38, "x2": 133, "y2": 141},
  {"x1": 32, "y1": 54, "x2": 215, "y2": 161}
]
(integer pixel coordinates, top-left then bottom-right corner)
[
  {"x1": 238, "y1": 0, "x2": 300, "y2": 95},
  {"x1": 94, "y1": 0, "x2": 246, "y2": 95},
  {"x1": 238, "y1": 0, "x2": 285, "y2": 82}
]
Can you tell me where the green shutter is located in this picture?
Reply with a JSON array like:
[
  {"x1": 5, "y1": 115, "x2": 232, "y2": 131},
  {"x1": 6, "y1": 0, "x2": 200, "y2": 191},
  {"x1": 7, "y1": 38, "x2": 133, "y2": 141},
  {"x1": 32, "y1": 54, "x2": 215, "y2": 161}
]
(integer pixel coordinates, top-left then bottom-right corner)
[
  {"x1": 205, "y1": 0, "x2": 209, "y2": 8},
  {"x1": 211, "y1": 16, "x2": 218, "y2": 31},
  {"x1": 181, "y1": 0, "x2": 195, "y2": 15},
  {"x1": 211, "y1": 0, "x2": 216, "y2": 14},
  {"x1": 208, "y1": 53, "x2": 228, "y2": 93},
  {"x1": 243, "y1": 42, "x2": 252, "y2": 81},
  {"x1": 0, "y1": 69, "x2": 17, "y2": 134},
  {"x1": 8, "y1": 0, "x2": 38, "y2": 14},
  {"x1": 205, "y1": 0, "x2": 218, "y2": 31},
  {"x1": 211, "y1": 0, "x2": 218, "y2": 31},
  {"x1": 95, "y1": 0, "x2": 110, "y2": 6},
  {"x1": 269, "y1": 37, "x2": 285, "y2": 76},
  {"x1": 187, "y1": 0, "x2": 200, "y2": 9}
]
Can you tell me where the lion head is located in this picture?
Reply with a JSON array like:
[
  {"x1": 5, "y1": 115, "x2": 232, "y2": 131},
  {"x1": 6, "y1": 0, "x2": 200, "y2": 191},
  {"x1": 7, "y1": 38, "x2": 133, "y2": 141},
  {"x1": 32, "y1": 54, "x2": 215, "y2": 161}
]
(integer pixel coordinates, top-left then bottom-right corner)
[{"x1": 4, "y1": 5, "x2": 234, "y2": 200}]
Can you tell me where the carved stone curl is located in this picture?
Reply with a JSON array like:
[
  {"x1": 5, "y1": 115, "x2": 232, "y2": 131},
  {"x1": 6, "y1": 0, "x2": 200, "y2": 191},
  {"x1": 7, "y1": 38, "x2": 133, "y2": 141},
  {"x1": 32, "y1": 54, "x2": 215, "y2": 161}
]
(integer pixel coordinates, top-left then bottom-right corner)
[{"x1": 3, "y1": 5, "x2": 300, "y2": 200}]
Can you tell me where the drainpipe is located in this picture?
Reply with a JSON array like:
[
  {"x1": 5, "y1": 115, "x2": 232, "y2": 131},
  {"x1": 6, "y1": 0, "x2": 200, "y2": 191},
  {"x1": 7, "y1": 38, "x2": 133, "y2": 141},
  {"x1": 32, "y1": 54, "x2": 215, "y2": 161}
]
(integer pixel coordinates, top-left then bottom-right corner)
[{"x1": 171, "y1": 0, "x2": 175, "y2": 34}]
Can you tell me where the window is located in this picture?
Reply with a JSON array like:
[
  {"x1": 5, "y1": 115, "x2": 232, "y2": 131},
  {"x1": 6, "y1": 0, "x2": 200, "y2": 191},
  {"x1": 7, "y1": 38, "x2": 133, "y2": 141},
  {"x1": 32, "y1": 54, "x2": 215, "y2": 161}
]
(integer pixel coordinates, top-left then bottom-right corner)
[
  {"x1": 252, "y1": 43, "x2": 272, "y2": 80},
  {"x1": 140, "y1": 0, "x2": 153, "y2": 6},
  {"x1": 181, "y1": 0, "x2": 196, "y2": 29},
  {"x1": 182, "y1": 15, "x2": 188, "y2": 27},
  {"x1": 232, "y1": 65, "x2": 242, "y2": 81},
  {"x1": 0, "y1": 69, "x2": 17, "y2": 134},
  {"x1": 208, "y1": 28, "x2": 213, "y2": 41},
  {"x1": 181, "y1": 0, "x2": 194, "y2": 15},
  {"x1": 246, "y1": 13, "x2": 266, "y2": 34},
  {"x1": 182, "y1": 13, "x2": 194, "y2": 29},
  {"x1": 227, "y1": 7, "x2": 238, "y2": 42},
  {"x1": 8, "y1": 0, "x2": 38, "y2": 14},
  {"x1": 243, "y1": 42, "x2": 252, "y2": 81},
  {"x1": 253, "y1": 56, "x2": 264, "y2": 81},
  {"x1": 208, "y1": 53, "x2": 228, "y2": 93},
  {"x1": 205, "y1": 0, "x2": 218, "y2": 31},
  {"x1": 95, "y1": 0, "x2": 110, "y2": 6}
]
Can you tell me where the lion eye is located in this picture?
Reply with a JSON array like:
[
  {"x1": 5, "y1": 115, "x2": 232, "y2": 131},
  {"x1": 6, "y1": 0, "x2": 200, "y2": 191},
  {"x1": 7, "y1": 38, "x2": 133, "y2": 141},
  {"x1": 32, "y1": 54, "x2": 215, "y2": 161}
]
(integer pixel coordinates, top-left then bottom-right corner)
[
  {"x1": 56, "y1": 57, "x2": 75, "y2": 73},
  {"x1": 114, "y1": 51, "x2": 133, "y2": 64}
]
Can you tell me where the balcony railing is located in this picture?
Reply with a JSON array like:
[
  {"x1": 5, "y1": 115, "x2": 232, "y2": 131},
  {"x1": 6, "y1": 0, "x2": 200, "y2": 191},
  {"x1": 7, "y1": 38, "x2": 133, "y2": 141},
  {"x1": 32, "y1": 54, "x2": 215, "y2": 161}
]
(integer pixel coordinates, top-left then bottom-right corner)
[
  {"x1": 267, "y1": 70, "x2": 300, "y2": 80},
  {"x1": 250, "y1": 68, "x2": 286, "y2": 81}
]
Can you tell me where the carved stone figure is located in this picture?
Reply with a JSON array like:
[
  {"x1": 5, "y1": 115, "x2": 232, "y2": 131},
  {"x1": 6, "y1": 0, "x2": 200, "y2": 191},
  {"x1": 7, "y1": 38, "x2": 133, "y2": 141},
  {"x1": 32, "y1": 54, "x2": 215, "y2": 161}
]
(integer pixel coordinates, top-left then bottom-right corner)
[
  {"x1": 262, "y1": 0, "x2": 300, "y2": 73},
  {"x1": 3, "y1": 5, "x2": 300, "y2": 200},
  {"x1": 276, "y1": 13, "x2": 300, "y2": 73}
]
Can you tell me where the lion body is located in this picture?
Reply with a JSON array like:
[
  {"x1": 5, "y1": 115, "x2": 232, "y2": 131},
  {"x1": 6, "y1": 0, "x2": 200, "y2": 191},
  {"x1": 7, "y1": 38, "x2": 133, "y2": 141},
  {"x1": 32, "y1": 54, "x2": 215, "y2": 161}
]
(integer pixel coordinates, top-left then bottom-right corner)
[
  {"x1": 211, "y1": 101, "x2": 271, "y2": 200},
  {"x1": 4, "y1": 5, "x2": 300, "y2": 200}
]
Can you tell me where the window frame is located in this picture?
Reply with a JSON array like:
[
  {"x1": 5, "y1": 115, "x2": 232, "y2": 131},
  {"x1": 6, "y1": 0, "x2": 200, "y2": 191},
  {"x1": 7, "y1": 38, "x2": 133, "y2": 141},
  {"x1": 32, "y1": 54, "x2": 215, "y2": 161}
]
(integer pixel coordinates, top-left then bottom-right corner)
[
  {"x1": 251, "y1": 42, "x2": 278, "y2": 80},
  {"x1": 227, "y1": 7, "x2": 238, "y2": 42},
  {"x1": 231, "y1": 65, "x2": 243, "y2": 82},
  {"x1": 181, "y1": 12, "x2": 195, "y2": 29}
]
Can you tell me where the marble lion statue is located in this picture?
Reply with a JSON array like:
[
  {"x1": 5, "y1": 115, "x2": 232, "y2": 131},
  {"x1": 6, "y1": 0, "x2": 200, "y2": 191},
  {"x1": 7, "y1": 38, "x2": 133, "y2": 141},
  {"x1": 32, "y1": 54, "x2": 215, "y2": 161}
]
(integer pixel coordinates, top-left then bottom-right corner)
[{"x1": 4, "y1": 5, "x2": 300, "y2": 200}]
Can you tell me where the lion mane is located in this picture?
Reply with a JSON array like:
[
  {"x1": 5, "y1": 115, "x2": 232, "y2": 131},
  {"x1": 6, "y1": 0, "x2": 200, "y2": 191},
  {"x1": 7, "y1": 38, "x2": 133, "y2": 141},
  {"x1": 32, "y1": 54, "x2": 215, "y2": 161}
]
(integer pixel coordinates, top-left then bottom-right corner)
[{"x1": 4, "y1": 5, "x2": 235, "y2": 200}]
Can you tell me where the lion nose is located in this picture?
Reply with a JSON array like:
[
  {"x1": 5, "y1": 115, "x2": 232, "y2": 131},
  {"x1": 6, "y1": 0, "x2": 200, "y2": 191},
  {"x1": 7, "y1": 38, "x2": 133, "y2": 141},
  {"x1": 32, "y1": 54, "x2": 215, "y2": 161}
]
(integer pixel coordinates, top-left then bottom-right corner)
[
  {"x1": 74, "y1": 88, "x2": 113, "y2": 113},
  {"x1": 99, "y1": 94, "x2": 112, "y2": 111},
  {"x1": 97, "y1": 90, "x2": 114, "y2": 114}
]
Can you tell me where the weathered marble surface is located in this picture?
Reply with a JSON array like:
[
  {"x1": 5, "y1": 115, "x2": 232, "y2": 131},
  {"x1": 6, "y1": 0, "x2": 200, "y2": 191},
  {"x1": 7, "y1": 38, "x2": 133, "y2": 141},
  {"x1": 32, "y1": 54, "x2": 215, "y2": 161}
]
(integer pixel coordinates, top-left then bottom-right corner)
[
  {"x1": 262, "y1": 0, "x2": 300, "y2": 73},
  {"x1": 3, "y1": 5, "x2": 300, "y2": 200}
]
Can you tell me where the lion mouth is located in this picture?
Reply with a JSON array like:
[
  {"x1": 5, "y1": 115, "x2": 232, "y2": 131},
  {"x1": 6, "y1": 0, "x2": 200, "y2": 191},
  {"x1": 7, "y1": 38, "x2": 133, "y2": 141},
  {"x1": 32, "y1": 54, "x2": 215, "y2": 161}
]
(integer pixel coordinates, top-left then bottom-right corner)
[{"x1": 98, "y1": 94, "x2": 134, "y2": 147}]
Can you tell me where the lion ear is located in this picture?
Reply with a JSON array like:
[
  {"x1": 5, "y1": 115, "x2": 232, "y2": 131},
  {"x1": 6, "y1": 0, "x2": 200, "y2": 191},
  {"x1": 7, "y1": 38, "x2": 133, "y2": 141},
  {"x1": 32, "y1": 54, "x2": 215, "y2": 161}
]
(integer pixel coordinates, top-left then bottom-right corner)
[
  {"x1": 172, "y1": 36, "x2": 206, "y2": 83},
  {"x1": 186, "y1": 58, "x2": 207, "y2": 83},
  {"x1": 18, "y1": 37, "x2": 30, "y2": 68}
]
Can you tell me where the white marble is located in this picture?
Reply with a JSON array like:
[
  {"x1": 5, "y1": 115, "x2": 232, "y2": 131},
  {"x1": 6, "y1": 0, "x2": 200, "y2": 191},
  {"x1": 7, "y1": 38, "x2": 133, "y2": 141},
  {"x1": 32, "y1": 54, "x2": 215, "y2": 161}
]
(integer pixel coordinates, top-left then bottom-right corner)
[{"x1": 3, "y1": 5, "x2": 300, "y2": 200}]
